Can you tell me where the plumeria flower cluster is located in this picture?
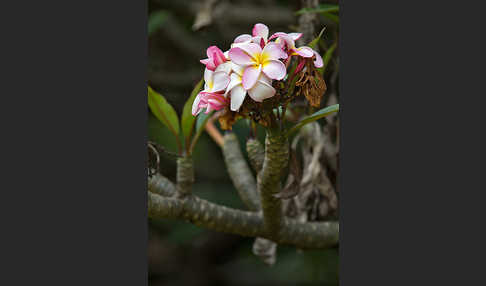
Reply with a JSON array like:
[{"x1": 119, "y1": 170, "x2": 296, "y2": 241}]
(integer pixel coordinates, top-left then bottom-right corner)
[{"x1": 192, "y1": 23, "x2": 323, "y2": 117}]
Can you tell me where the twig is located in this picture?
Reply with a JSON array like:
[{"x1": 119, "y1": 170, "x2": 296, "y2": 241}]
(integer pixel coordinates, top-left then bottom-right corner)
[{"x1": 205, "y1": 112, "x2": 224, "y2": 148}]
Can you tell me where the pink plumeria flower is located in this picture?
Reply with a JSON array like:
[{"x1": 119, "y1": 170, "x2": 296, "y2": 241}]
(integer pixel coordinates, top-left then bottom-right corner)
[
  {"x1": 228, "y1": 42, "x2": 287, "y2": 90},
  {"x1": 233, "y1": 23, "x2": 270, "y2": 48},
  {"x1": 200, "y1": 46, "x2": 227, "y2": 71},
  {"x1": 226, "y1": 63, "x2": 275, "y2": 111},
  {"x1": 269, "y1": 33, "x2": 323, "y2": 68},
  {"x1": 192, "y1": 92, "x2": 229, "y2": 115},
  {"x1": 192, "y1": 67, "x2": 230, "y2": 115}
]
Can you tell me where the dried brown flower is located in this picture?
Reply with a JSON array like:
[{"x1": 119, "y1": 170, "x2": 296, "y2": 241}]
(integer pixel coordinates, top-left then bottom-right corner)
[{"x1": 295, "y1": 58, "x2": 327, "y2": 107}]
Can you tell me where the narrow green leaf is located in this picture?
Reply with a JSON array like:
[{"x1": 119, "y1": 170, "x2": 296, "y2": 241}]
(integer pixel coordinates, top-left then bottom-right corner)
[
  {"x1": 286, "y1": 104, "x2": 339, "y2": 137},
  {"x1": 181, "y1": 78, "x2": 204, "y2": 146},
  {"x1": 321, "y1": 42, "x2": 337, "y2": 74},
  {"x1": 148, "y1": 10, "x2": 169, "y2": 36},
  {"x1": 148, "y1": 86, "x2": 180, "y2": 137},
  {"x1": 296, "y1": 4, "x2": 339, "y2": 15},
  {"x1": 307, "y1": 27, "x2": 326, "y2": 49},
  {"x1": 321, "y1": 12, "x2": 339, "y2": 24},
  {"x1": 189, "y1": 111, "x2": 213, "y2": 153}
]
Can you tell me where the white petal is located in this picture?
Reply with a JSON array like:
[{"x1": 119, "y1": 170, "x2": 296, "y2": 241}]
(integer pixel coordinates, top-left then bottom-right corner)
[
  {"x1": 258, "y1": 73, "x2": 272, "y2": 85},
  {"x1": 248, "y1": 80, "x2": 275, "y2": 102},
  {"x1": 215, "y1": 62, "x2": 232, "y2": 74},
  {"x1": 231, "y1": 62, "x2": 245, "y2": 76},
  {"x1": 234, "y1": 34, "x2": 252, "y2": 43},
  {"x1": 204, "y1": 68, "x2": 213, "y2": 86},
  {"x1": 211, "y1": 72, "x2": 230, "y2": 92},
  {"x1": 230, "y1": 85, "x2": 247, "y2": 111},
  {"x1": 191, "y1": 94, "x2": 202, "y2": 115},
  {"x1": 226, "y1": 73, "x2": 242, "y2": 95}
]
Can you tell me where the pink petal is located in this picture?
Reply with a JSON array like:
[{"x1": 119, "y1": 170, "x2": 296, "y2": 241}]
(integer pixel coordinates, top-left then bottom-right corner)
[
  {"x1": 206, "y1": 46, "x2": 224, "y2": 60},
  {"x1": 230, "y1": 85, "x2": 247, "y2": 111},
  {"x1": 251, "y1": 36, "x2": 266, "y2": 48},
  {"x1": 211, "y1": 72, "x2": 230, "y2": 92},
  {"x1": 288, "y1": 33, "x2": 302, "y2": 41},
  {"x1": 262, "y1": 60, "x2": 286, "y2": 80},
  {"x1": 261, "y1": 42, "x2": 288, "y2": 61},
  {"x1": 252, "y1": 23, "x2": 269, "y2": 41},
  {"x1": 200, "y1": 58, "x2": 216, "y2": 71},
  {"x1": 208, "y1": 46, "x2": 226, "y2": 67},
  {"x1": 242, "y1": 65, "x2": 262, "y2": 90},
  {"x1": 294, "y1": 58, "x2": 306, "y2": 74},
  {"x1": 313, "y1": 50, "x2": 323, "y2": 68},
  {"x1": 293, "y1": 46, "x2": 314, "y2": 58},
  {"x1": 228, "y1": 47, "x2": 255, "y2": 66},
  {"x1": 268, "y1": 32, "x2": 287, "y2": 41},
  {"x1": 235, "y1": 42, "x2": 262, "y2": 61},
  {"x1": 248, "y1": 80, "x2": 275, "y2": 102},
  {"x1": 234, "y1": 34, "x2": 252, "y2": 43},
  {"x1": 275, "y1": 33, "x2": 295, "y2": 50}
]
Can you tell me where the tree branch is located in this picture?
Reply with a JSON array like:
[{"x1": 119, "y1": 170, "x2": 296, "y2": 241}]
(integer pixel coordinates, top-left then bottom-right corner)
[
  {"x1": 258, "y1": 132, "x2": 289, "y2": 240},
  {"x1": 246, "y1": 138, "x2": 277, "y2": 265},
  {"x1": 148, "y1": 173, "x2": 176, "y2": 197},
  {"x1": 222, "y1": 133, "x2": 260, "y2": 211},
  {"x1": 246, "y1": 138, "x2": 265, "y2": 173},
  {"x1": 148, "y1": 192, "x2": 338, "y2": 249},
  {"x1": 176, "y1": 156, "x2": 194, "y2": 198}
]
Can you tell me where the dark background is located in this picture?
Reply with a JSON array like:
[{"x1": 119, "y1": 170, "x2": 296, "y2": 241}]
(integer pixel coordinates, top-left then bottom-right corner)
[{"x1": 148, "y1": 0, "x2": 340, "y2": 285}]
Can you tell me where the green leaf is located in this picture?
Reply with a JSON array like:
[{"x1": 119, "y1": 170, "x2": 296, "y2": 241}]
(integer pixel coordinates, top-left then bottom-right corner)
[
  {"x1": 307, "y1": 27, "x2": 326, "y2": 49},
  {"x1": 296, "y1": 4, "x2": 339, "y2": 15},
  {"x1": 181, "y1": 78, "x2": 204, "y2": 145},
  {"x1": 147, "y1": 86, "x2": 180, "y2": 137},
  {"x1": 321, "y1": 12, "x2": 339, "y2": 24},
  {"x1": 189, "y1": 111, "x2": 213, "y2": 153},
  {"x1": 321, "y1": 42, "x2": 337, "y2": 75},
  {"x1": 286, "y1": 104, "x2": 339, "y2": 137},
  {"x1": 148, "y1": 10, "x2": 168, "y2": 36}
]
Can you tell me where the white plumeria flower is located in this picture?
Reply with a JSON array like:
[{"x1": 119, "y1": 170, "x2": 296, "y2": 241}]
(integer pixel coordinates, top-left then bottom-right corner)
[{"x1": 226, "y1": 63, "x2": 275, "y2": 111}]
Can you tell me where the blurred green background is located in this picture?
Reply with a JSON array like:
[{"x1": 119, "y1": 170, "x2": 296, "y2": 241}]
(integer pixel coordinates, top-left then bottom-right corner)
[{"x1": 148, "y1": 0, "x2": 339, "y2": 285}]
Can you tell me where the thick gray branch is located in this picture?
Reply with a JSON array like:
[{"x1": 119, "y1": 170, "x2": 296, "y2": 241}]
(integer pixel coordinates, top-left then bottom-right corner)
[
  {"x1": 258, "y1": 133, "x2": 289, "y2": 240},
  {"x1": 222, "y1": 133, "x2": 260, "y2": 211},
  {"x1": 148, "y1": 192, "x2": 338, "y2": 249},
  {"x1": 148, "y1": 173, "x2": 176, "y2": 197},
  {"x1": 176, "y1": 156, "x2": 194, "y2": 198}
]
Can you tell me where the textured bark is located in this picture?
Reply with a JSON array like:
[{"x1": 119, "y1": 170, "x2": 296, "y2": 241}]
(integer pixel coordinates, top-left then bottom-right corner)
[
  {"x1": 148, "y1": 173, "x2": 176, "y2": 197},
  {"x1": 222, "y1": 133, "x2": 260, "y2": 211},
  {"x1": 246, "y1": 138, "x2": 265, "y2": 173},
  {"x1": 247, "y1": 138, "x2": 277, "y2": 265},
  {"x1": 148, "y1": 192, "x2": 338, "y2": 249},
  {"x1": 176, "y1": 156, "x2": 194, "y2": 197},
  {"x1": 258, "y1": 132, "x2": 289, "y2": 239}
]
